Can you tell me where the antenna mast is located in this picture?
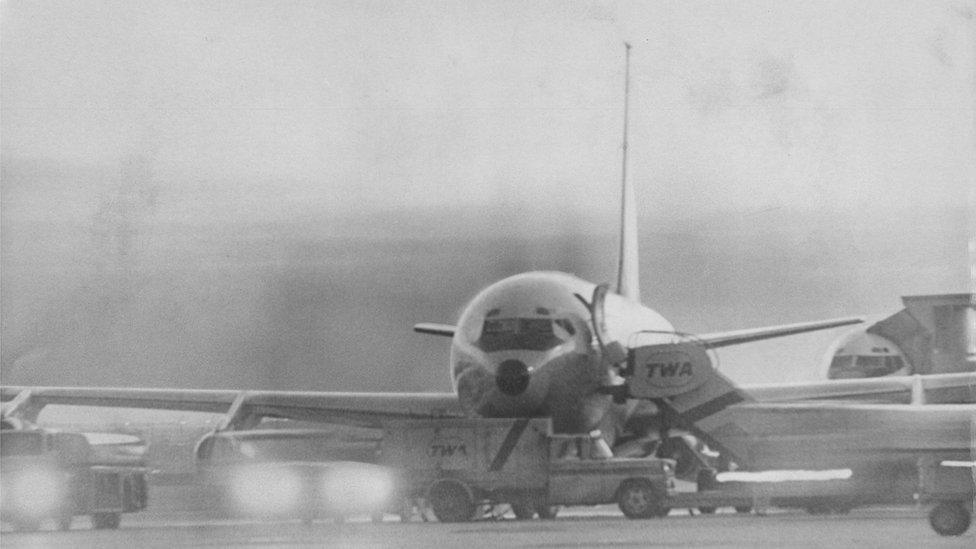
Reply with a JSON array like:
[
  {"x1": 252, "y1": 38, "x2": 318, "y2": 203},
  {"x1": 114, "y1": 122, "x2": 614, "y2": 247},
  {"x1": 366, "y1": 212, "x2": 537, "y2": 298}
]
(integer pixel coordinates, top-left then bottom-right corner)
[
  {"x1": 620, "y1": 42, "x2": 631, "y2": 205},
  {"x1": 616, "y1": 42, "x2": 640, "y2": 301}
]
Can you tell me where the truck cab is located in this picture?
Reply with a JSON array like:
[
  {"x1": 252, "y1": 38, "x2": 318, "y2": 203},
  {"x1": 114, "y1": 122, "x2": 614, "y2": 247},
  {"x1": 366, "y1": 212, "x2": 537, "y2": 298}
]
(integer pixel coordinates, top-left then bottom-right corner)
[
  {"x1": 194, "y1": 429, "x2": 392, "y2": 522},
  {"x1": 0, "y1": 428, "x2": 148, "y2": 531}
]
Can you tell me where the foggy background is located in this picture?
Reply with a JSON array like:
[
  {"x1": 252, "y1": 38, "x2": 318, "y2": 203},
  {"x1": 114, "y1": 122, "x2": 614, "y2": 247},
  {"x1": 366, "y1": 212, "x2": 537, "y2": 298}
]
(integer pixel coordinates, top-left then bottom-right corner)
[{"x1": 2, "y1": 0, "x2": 972, "y2": 394}]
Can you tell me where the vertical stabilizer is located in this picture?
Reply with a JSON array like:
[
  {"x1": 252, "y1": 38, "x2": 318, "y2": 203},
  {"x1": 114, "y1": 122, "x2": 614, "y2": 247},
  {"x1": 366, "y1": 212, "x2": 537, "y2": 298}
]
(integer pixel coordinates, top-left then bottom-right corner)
[{"x1": 616, "y1": 42, "x2": 641, "y2": 302}]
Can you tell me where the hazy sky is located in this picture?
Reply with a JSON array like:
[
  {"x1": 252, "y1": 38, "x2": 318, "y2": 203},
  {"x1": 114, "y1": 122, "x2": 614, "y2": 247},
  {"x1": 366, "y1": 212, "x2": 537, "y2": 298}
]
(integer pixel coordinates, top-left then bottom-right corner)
[
  {"x1": 1, "y1": 1, "x2": 974, "y2": 392},
  {"x1": 3, "y1": 0, "x2": 973, "y2": 224}
]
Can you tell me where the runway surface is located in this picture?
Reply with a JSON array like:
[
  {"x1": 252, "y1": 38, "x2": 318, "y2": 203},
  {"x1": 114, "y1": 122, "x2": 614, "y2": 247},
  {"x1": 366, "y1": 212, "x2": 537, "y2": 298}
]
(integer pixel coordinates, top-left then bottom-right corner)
[{"x1": 2, "y1": 504, "x2": 973, "y2": 548}]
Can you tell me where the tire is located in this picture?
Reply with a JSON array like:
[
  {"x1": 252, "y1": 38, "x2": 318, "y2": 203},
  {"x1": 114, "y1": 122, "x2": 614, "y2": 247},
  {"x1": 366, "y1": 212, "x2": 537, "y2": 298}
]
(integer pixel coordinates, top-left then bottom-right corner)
[
  {"x1": 511, "y1": 502, "x2": 535, "y2": 520},
  {"x1": 617, "y1": 479, "x2": 665, "y2": 519},
  {"x1": 536, "y1": 505, "x2": 559, "y2": 520},
  {"x1": 57, "y1": 513, "x2": 74, "y2": 531},
  {"x1": 427, "y1": 480, "x2": 476, "y2": 523},
  {"x1": 92, "y1": 512, "x2": 121, "y2": 530},
  {"x1": 734, "y1": 506, "x2": 752, "y2": 514},
  {"x1": 929, "y1": 501, "x2": 971, "y2": 537}
]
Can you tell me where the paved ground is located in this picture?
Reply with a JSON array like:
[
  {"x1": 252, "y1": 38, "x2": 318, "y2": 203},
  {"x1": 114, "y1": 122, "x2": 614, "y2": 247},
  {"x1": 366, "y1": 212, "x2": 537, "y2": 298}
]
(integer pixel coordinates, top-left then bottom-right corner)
[{"x1": 2, "y1": 503, "x2": 973, "y2": 548}]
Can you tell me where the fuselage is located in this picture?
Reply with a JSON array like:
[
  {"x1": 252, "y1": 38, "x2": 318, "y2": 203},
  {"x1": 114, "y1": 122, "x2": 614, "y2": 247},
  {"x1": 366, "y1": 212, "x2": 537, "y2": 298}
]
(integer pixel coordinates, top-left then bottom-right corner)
[{"x1": 449, "y1": 271, "x2": 674, "y2": 437}]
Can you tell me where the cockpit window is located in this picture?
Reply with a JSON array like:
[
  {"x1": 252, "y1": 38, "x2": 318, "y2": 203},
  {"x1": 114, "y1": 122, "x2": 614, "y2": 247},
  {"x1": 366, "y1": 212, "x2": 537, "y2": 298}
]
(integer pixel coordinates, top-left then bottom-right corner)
[
  {"x1": 829, "y1": 354, "x2": 906, "y2": 378},
  {"x1": 479, "y1": 317, "x2": 570, "y2": 352}
]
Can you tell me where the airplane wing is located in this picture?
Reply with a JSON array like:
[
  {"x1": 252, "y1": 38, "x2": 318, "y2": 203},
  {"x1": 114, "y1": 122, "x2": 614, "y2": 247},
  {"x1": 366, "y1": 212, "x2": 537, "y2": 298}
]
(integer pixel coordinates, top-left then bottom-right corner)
[
  {"x1": 743, "y1": 371, "x2": 976, "y2": 404},
  {"x1": 696, "y1": 317, "x2": 864, "y2": 349},
  {"x1": 728, "y1": 401, "x2": 976, "y2": 469},
  {"x1": 0, "y1": 386, "x2": 464, "y2": 428}
]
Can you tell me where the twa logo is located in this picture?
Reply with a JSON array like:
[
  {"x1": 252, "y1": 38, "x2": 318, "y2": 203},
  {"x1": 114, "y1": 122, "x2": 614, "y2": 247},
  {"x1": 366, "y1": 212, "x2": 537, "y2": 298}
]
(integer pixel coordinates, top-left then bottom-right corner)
[
  {"x1": 629, "y1": 343, "x2": 713, "y2": 397},
  {"x1": 646, "y1": 361, "x2": 693, "y2": 378},
  {"x1": 428, "y1": 443, "x2": 468, "y2": 458},
  {"x1": 427, "y1": 435, "x2": 469, "y2": 460}
]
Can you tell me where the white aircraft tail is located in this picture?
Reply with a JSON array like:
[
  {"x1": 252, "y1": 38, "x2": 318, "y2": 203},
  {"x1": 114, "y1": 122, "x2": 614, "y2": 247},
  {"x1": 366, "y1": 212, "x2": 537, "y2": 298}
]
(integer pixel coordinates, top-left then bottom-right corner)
[{"x1": 616, "y1": 42, "x2": 640, "y2": 302}]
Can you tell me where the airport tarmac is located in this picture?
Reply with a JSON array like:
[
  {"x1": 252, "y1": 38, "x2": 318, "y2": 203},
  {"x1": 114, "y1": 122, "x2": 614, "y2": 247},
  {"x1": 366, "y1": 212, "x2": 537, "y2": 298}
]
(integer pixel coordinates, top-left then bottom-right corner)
[{"x1": 2, "y1": 505, "x2": 972, "y2": 548}]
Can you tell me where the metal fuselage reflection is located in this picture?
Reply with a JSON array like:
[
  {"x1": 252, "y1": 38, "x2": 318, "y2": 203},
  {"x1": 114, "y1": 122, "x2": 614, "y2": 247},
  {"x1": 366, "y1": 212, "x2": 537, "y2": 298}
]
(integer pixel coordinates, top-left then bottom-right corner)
[{"x1": 450, "y1": 272, "x2": 674, "y2": 438}]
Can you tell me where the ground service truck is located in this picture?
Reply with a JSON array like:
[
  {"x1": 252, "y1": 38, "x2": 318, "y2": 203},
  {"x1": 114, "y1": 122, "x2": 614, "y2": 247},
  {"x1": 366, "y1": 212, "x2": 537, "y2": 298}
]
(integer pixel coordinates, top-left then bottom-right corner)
[
  {"x1": 0, "y1": 428, "x2": 149, "y2": 531},
  {"x1": 380, "y1": 418, "x2": 674, "y2": 522}
]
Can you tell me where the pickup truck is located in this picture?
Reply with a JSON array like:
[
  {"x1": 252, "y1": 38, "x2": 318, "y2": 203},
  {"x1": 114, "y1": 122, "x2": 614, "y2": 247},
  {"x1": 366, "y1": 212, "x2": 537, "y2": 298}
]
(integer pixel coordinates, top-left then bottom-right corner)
[
  {"x1": 1, "y1": 428, "x2": 149, "y2": 531},
  {"x1": 194, "y1": 428, "x2": 391, "y2": 522},
  {"x1": 380, "y1": 417, "x2": 674, "y2": 522}
]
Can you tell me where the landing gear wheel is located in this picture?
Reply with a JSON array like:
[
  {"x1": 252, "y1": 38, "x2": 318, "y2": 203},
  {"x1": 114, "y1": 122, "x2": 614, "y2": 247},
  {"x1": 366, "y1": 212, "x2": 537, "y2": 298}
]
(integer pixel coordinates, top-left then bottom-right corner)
[
  {"x1": 428, "y1": 480, "x2": 476, "y2": 523},
  {"x1": 929, "y1": 501, "x2": 971, "y2": 536},
  {"x1": 617, "y1": 479, "x2": 665, "y2": 519},
  {"x1": 92, "y1": 512, "x2": 121, "y2": 530},
  {"x1": 511, "y1": 503, "x2": 535, "y2": 520}
]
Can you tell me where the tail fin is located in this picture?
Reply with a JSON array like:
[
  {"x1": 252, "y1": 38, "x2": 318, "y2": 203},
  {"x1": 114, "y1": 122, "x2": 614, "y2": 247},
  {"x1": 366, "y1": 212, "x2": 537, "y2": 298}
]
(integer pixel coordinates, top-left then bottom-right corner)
[{"x1": 616, "y1": 42, "x2": 640, "y2": 301}]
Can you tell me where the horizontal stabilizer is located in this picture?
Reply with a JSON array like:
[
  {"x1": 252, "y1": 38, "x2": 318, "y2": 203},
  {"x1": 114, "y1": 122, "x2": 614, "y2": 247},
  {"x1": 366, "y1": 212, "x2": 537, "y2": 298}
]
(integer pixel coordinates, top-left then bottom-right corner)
[
  {"x1": 698, "y1": 317, "x2": 863, "y2": 349},
  {"x1": 413, "y1": 323, "x2": 456, "y2": 337}
]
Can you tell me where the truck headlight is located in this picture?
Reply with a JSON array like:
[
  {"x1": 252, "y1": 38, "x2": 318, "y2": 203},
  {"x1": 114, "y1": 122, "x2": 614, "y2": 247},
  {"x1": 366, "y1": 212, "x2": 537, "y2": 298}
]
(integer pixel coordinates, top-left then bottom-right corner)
[
  {"x1": 323, "y1": 464, "x2": 393, "y2": 510},
  {"x1": 229, "y1": 465, "x2": 302, "y2": 515},
  {"x1": 9, "y1": 466, "x2": 64, "y2": 517}
]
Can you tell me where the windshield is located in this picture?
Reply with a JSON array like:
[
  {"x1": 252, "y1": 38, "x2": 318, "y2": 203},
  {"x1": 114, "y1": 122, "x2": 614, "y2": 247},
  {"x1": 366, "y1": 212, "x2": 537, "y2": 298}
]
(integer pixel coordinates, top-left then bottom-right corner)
[
  {"x1": 478, "y1": 317, "x2": 573, "y2": 352},
  {"x1": 829, "y1": 354, "x2": 905, "y2": 378}
]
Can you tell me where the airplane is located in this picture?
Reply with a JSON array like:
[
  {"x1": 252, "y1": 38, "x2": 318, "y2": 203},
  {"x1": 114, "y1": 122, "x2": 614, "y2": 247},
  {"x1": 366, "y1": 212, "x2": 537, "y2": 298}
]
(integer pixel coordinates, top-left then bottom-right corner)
[
  {"x1": 821, "y1": 293, "x2": 975, "y2": 380},
  {"x1": 3, "y1": 44, "x2": 975, "y2": 479}
]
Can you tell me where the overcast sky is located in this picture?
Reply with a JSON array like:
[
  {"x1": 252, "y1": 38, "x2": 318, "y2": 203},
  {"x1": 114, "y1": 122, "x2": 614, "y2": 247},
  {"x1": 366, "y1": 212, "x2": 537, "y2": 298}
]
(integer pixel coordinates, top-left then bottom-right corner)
[
  {"x1": 3, "y1": 0, "x2": 973, "y2": 225},
  {"x1": 1, "y1": 1, "x2": 973, "y2": 394}
]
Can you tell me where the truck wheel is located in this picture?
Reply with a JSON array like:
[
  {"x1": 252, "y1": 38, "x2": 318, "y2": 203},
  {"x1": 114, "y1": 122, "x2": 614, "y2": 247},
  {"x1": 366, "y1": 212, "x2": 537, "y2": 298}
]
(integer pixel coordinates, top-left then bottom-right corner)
[
  {"x1": 511, "y1": 502, "x2": 535, "y2": 520},
  {"x1": 427, "y1": 480, "x2": 476, "y2": 523},
  {"x1": 617, "y1": 479, "x2": 665, "y2": 519},
  {"x1": 929, "y1": 501, "x2": 971, "y2": 536},
  {"x1": 57, "y1": 513, "x2": 74, "y2": 531},
  {"x1": 536, "y1": 505, "x2": 559, "y2": 520},
  {"x1": 92, "y1": 512, "x2": 121, "y2": 530}
]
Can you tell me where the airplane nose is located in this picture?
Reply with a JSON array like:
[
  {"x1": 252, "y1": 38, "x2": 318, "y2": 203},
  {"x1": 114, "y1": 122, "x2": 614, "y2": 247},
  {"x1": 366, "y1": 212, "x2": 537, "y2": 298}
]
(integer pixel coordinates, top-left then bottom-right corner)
[{"x1": 495, "y1": 359, "x2": 530, "y2": 396}]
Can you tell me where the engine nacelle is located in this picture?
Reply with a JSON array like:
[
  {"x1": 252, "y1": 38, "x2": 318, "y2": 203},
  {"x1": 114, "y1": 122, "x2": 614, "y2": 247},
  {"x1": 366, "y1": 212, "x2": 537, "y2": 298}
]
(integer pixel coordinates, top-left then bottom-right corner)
[{"x1": 193, "y1": 430, "x2": 221, "y2": 466}]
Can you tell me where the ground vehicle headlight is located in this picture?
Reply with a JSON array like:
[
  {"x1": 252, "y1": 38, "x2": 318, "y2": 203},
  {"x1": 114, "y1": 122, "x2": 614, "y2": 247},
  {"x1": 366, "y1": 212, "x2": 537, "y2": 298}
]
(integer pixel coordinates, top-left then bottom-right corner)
[
  {"x1": 228, "y1": 465, "x2": 302, "y2": 515},
  {"x1": 323, "y1": 464, "x2": 394, "y2": 510},
  {"x1": 7, "y1": 466, "x2": 65, "y2": 517}
]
